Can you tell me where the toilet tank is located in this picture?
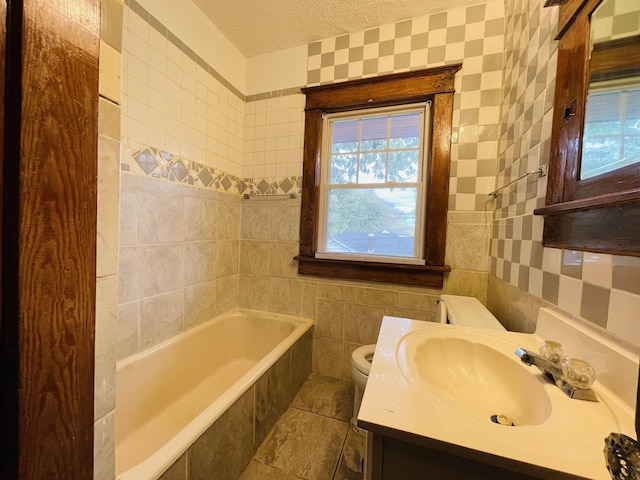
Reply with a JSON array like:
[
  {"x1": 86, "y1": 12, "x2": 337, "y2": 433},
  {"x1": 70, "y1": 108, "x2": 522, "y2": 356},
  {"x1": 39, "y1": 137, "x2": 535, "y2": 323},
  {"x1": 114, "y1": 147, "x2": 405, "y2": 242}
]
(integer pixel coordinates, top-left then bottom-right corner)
[{"x1": 436, "y1": 294, "x2": 505, "y2": 331}]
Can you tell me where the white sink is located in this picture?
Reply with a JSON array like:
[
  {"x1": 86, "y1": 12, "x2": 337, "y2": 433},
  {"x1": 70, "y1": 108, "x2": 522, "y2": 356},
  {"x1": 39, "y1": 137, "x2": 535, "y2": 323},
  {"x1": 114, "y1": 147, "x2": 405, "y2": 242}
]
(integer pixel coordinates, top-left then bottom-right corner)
[
  {"x1": 397, "y1": 328, "x2": 552, "y2": 426},
  {"x1": 358, "y1": 310, "x2": 638, "y2": 480}
]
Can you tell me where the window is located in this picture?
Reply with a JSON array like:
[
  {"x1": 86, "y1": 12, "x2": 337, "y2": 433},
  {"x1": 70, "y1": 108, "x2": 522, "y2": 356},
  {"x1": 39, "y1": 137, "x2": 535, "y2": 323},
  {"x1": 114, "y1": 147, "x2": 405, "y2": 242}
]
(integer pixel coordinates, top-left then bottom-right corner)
[
  {"x1": 317, "y1": 104, "x2": 430, "y2": 265},
  {"x1": 295, "y1": 66, "x2": 461, "y2": 287}
]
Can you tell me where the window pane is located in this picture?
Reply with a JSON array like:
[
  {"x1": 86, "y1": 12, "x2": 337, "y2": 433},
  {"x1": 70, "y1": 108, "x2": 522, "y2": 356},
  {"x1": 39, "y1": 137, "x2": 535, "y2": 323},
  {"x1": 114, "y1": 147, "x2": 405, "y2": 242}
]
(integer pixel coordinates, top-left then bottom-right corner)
[
  {"x1": 581, "y1": 87, "x2": 640, "y2": 179},
  {"x1": 623, "y1": 136, "x2": 640, "y2": 159},
  {"x1": 326, "y1": 188, "x2": 418, "y2": 257},
  {"x1": 332, "y1": 120, "x2": 359, "y2": 153},
  {"x1": 330, "y1": 154, "x2": 357, "y2": 184},
  {"x1": 359, "y1": 152, "x2": 386, "y2": 183},
  {"x1": 388, "y1": 150, "x2": 419, "y2": 182},
  {"x1": 582, "y1": 137, "x2": 620, "y2": 177},
  {"x1": 361, "y1": 117, "x2": 388, "y2": 151},
  {"x1": 389, "y1": 113, "x2": 420, "y2": 149},
  {"x1": 624, "y1": 89, "x2": 640, "y2": 135}
]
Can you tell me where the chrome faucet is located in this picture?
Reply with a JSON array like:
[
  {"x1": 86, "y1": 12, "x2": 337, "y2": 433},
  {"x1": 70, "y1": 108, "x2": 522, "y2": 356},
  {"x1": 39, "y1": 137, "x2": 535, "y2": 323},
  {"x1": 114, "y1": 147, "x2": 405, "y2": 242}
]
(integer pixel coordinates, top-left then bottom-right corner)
[{"x1": 515, "y1": 347, "x2": 598, "y2": 402}]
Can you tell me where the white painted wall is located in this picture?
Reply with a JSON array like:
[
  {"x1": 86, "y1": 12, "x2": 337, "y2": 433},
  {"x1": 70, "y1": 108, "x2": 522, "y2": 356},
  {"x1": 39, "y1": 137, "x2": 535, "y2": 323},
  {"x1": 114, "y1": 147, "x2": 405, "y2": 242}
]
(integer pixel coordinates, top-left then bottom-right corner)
[
  {"x1": 136, "y1": 0, "x2": 247, "y2": 92},
  {"x1": 246, "y1": 45, "x2": 308, "y2": 95}
]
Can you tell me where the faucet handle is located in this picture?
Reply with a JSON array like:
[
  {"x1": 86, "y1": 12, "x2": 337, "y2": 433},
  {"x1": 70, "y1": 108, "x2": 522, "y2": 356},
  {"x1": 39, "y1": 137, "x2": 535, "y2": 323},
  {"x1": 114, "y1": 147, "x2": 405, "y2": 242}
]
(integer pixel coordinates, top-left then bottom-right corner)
[
  {"x1": 562, "y1": 358, "x2": 596, "y2": 390},
  {"x1": 539, "y1": 340, "x2": 567, "y2": 365}
]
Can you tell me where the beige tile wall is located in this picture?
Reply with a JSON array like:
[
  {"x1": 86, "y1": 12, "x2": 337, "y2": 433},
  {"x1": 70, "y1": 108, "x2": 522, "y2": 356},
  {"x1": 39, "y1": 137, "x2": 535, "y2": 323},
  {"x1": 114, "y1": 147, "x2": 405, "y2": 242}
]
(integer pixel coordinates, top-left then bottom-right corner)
[
  {"x1": 239, "y1": 196, "x2": 489, "y2": 380},
  {"x1": 95, "y1": 0, "x2": 123, "y2": 479},
  {"x1": 117, "y1": 172, "x2": 240, "y2": 359},
  {"x1": 488, "y1": 0, "x2": 640, "y2": 349}
]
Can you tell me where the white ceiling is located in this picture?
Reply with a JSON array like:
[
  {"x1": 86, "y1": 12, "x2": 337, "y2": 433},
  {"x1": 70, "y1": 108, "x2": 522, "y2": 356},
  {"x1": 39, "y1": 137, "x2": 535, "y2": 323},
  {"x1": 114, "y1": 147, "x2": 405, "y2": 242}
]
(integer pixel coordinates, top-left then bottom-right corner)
[{"x1": 192, "y1": 0, "x2": 489, "y2": 58}]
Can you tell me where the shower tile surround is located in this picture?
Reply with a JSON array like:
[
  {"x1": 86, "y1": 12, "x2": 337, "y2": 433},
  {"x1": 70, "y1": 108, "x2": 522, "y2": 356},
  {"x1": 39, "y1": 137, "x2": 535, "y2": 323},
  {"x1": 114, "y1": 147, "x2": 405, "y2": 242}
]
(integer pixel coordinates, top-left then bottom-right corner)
[{"x1": 120, "y1": 0, "x2": 639, "y2": 379}]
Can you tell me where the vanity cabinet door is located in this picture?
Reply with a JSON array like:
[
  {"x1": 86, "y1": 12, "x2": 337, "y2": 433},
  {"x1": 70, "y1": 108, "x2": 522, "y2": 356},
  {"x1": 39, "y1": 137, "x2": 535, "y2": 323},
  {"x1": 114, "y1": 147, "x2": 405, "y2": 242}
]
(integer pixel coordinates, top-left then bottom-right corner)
[{"x1": 373, "y1": 434, "x2": 573, "y2": 480}]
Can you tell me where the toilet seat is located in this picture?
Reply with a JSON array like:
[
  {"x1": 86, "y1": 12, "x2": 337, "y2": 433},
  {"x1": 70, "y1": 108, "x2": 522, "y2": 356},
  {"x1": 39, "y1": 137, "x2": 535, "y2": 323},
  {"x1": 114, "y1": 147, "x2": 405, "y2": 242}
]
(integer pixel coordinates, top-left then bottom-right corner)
[{"x1": 352, "y1": 344, "x2": 376, "y2": 375}]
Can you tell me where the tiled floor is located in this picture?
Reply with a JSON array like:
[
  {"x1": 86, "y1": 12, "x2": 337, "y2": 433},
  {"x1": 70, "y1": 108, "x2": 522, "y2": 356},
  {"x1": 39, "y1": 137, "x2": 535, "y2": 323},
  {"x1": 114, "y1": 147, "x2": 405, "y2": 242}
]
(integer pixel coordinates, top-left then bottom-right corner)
[{"x1": 239, "y1": 374, "x2": 366, "y2": 480}]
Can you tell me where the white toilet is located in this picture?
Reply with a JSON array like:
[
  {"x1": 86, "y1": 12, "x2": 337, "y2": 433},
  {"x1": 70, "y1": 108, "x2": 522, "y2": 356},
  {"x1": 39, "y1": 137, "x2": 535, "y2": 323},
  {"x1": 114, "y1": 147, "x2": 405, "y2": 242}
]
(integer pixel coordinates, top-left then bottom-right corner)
[
  {"x1": 350, "y1": 294, "x2": 505, "y2": 431},
  {"x1": 350, "y1": 344, "x2": 376, "y2": 433}
]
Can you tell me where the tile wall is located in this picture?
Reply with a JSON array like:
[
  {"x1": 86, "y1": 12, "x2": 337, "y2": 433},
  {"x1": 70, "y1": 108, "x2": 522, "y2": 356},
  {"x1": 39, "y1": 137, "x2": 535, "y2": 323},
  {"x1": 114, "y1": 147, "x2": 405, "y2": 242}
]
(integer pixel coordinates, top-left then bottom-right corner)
[
  {"x1": 121, "y1": 0, "x2": 244, "y2": 176},
  {"x1": 488, "y1": 0, "x2": 640, "y2": 348},
  {"x1": 237, "y1": 0, "x2": 507, "y2": 377},
  {"x1": 94, "y1": 0, "x2": 123, "y2": 479}
]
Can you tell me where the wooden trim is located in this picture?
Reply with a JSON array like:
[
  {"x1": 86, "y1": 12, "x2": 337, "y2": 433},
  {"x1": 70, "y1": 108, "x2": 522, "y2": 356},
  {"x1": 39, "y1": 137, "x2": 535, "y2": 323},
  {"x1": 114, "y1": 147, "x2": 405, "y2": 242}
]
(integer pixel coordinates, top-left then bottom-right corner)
[
  {"x1": 589, "y1": 34, "x2": 640, "y2": 83},
  {"x1": 539, "y1": 0, "x2": 640, "y2": 255},
  {"x1": 555, "y1": 0, "x2": 591, "y2": 40},
  {"x1": 302, "y1": 65, "x2": 460, "y2": 111},
  {"x1": 425, "y1": 92, "x2": 454, "y2": 266},
  {"x1": 540, "y1": 202, "x2": 640, "y2": 256},
  {"x1": 299, "y1": 109, "x2": 323, "y2": 256},
  {"x1": 297, "y1": 66, "x2": 460, "y2": 286},
  {"x1": 535, "y1": 187, "x2": 640, "y2": 215},
  {"x1": 295, "y1": 256, "x2": 449, "y2": 287},
  {"x1": 1, "y1": 0, "x2": 99, "y2": 478}
]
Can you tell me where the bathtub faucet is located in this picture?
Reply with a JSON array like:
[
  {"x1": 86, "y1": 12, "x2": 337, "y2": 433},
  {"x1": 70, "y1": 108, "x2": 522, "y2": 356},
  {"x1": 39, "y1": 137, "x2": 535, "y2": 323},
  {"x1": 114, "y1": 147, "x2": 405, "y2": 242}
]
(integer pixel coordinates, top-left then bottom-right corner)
[{"x1": 514, "y1": 347, "x2": 598, "y2": 402}]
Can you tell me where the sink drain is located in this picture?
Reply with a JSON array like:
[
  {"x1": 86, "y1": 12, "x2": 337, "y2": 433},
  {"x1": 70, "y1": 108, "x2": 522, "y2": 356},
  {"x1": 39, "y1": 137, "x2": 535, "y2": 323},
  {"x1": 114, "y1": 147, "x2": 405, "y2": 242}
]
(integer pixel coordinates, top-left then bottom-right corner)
[{"x1": 490, "y1": 414, "x2": 515, "y2": 426}]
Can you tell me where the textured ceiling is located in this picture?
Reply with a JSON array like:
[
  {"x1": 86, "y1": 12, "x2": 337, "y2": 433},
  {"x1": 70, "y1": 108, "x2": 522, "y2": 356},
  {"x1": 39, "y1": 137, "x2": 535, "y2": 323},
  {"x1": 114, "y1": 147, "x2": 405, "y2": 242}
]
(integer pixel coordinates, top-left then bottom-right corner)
[{"x1": 192, "y1": 0, "x2": 488, "y2": 57}]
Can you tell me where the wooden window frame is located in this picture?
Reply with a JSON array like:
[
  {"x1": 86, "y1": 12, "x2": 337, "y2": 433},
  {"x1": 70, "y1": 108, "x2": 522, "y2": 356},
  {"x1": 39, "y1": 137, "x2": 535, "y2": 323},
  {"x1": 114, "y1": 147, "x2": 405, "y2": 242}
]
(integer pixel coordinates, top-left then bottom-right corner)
[
  {"x1": 295, "y1": 65, "x2": 461, "y2": 287},
  {"x1": 534, "y1": 0, "x2": 640, "y2": 256}
]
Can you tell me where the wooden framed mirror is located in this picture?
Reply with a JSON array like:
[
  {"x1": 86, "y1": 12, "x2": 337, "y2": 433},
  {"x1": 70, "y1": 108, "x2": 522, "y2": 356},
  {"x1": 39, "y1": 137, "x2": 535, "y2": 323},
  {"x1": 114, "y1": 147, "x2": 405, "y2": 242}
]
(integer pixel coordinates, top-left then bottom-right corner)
[{"x1": 534, "y1": 0, "x2": 640, "y2": 256}]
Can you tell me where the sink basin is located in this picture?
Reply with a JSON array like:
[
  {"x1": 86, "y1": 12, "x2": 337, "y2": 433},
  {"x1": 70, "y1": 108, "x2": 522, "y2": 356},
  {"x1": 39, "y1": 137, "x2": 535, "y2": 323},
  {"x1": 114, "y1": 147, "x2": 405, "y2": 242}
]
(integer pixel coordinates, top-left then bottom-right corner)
[{"x1": 397, "y1": 328, "x2": 552, "y2": 426}]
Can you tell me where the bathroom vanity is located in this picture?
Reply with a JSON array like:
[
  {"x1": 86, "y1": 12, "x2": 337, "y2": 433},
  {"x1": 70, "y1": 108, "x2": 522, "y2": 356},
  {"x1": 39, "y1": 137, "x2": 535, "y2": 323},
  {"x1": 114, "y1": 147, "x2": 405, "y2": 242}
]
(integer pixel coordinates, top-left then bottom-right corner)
[{"x1": 358, "y1": 309, "x2": 638, "y2": 480}]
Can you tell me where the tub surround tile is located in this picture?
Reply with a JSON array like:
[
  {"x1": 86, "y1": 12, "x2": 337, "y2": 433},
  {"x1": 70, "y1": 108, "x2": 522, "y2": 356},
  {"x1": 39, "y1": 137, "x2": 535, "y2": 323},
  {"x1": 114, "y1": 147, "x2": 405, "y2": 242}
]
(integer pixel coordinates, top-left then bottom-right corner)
[
  {"x1": 183, "y1": 241, "x2": 217, "y2": 286},
  {"x1": 334, "y1": 428, "x2": 366, "y2": 480},
  {"x1": 116, "y1": 301, "x2": 139, "y2": 360},
  {"x1": 216, "y1": 240, "x2": 240, "y2": 278},
  {"x1": 254, "y1": 407, "x2": 348, "y2": 480},
  {"x1": 240, "y1": 275, "x2": 272, "y2": 311},
  {"x1": 183, "y1": 195, "x2": 217, "y2": 242},
  {"x1": 269, "y1": 278, "x2": 302, "y2": 316},
  {"x1": 97, "y1": 138, "x2": 121, "y2": 278},
  {"x1": 189, "y1": 388, "x2": 255, "y2": 480},
  {"x1": 290, "y1": 330, "x2": 313, "y2": 394},
  {"x1": 216, "y1": 275, "x2": 239, "y2": 316},
  {"x1": 240, "y1": 240, "x2": 271, "y2": 275},
  {"x1": 255, "y1": 354, "x2": 293, "y2": 448},
  {"x1": 239, "y1": 461, "x2": 305, "y2": 480},
  {"x1": 183, "y1": 281, "x2": 217, "y2": 329},
  {"x1": 291, "y1": 374, "x2": 353, "y2": 423},
  {"x1": 159, "y1": 454, "x2": 187, "y2": 480},
  {"x1": 137, "y1": 244, "x2": 185, "y2": 297},
  {"x1": 268, "y1": 241, "x2": 299, "y2": 279},
  {"x1": 95, "y1": 276, "x2": 117, "y2": 420},
  {"x1": 139, "y1": 290, "x2": 184, "y2": 350},
  {"x1": 94, "y1": 412, "x2": 115, "y2": 480}
]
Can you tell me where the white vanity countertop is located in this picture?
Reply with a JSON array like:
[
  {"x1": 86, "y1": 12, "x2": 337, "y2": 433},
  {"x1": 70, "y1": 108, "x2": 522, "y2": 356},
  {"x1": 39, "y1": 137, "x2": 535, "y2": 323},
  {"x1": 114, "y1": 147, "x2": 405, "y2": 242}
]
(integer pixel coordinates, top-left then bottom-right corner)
[{"x1": 358, "y1": 310, "x2": 637, "y2": 480}]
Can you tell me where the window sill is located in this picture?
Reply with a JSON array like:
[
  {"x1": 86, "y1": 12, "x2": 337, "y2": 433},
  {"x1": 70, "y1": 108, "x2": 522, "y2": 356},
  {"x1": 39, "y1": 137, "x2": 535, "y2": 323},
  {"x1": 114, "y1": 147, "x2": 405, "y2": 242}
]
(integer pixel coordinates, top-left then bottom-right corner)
[{"x1": 294, "y1": 255, "x2": 450, "y2": 287}]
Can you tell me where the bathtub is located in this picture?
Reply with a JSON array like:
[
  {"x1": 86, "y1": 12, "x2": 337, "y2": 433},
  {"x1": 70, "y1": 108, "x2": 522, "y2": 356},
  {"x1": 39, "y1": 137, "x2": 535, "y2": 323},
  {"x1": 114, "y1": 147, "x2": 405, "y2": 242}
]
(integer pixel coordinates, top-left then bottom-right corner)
[{"x1": 115, "y1": 308, "x2": 314, "y2": 480}]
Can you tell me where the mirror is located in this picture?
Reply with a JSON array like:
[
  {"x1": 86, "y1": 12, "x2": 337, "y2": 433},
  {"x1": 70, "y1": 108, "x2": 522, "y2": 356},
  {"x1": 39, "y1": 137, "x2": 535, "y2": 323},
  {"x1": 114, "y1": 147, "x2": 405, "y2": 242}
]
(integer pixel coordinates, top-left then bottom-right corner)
[
  {"x1": 535, "y1": 0, "x2": 640, "y2": 256},
  {"x1": 581, "y1": 0, "x2": 640, "y2": 180}
]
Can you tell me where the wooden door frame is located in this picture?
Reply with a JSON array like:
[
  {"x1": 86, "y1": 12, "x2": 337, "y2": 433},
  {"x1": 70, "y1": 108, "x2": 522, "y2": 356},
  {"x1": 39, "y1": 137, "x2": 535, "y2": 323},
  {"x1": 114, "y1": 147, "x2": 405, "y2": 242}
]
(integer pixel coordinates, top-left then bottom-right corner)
[{"x1": 1, "y1": 0, "x2": 99, "y2": 478}]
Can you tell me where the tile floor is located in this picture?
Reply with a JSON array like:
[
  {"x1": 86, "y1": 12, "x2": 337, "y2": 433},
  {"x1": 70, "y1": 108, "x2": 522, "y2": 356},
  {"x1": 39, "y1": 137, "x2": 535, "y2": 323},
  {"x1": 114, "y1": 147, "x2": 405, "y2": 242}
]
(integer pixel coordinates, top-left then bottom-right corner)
[{"x1": 239, "y1": 374, "x2": 366, "y2": 480}]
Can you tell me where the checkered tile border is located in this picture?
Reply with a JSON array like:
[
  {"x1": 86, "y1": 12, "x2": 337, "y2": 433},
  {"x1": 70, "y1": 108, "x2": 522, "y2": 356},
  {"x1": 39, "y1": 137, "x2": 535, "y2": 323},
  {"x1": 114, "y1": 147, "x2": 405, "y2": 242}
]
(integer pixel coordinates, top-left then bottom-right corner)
[
  {"x1": 306, "y1": 1, "x2": 506, "y2": 211},
  {"x1": 121, "y1": 142, "x2": 301, "y2": 197}
]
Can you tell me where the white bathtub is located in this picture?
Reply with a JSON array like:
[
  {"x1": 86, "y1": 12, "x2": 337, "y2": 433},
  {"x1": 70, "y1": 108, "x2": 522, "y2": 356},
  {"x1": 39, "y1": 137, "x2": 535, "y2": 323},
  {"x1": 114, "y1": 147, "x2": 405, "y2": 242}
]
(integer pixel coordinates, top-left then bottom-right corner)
[{"x1": 115, "y1": 308, "x2": 314, "y2": 480}]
